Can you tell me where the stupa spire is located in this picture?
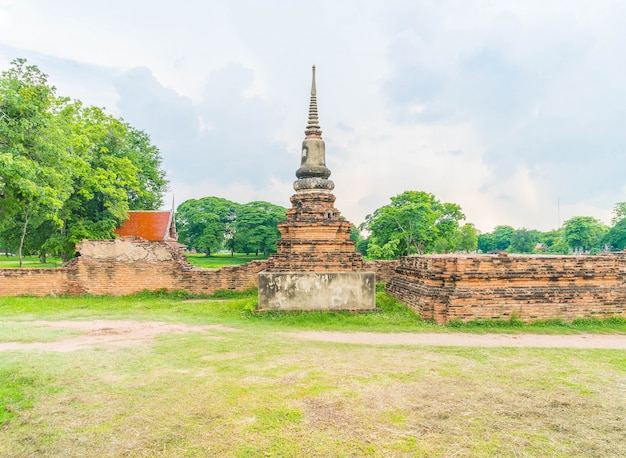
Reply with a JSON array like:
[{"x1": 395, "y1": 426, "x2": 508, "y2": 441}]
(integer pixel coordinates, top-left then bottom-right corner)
[
  {"x1": 294, "y1": 65, "x2": 333, "y2": 193},
  {"x1": 305, "y1": 65, "x2": 322, "y2": 138}
]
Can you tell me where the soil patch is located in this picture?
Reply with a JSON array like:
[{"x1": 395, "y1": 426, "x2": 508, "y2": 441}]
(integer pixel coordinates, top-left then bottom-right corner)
[
  {"x1": 290, "y1": 331, "x2": 626, "y2": 349},
  {"x1": 0, "y1": 320, "x2": 237, "y2": 353}
]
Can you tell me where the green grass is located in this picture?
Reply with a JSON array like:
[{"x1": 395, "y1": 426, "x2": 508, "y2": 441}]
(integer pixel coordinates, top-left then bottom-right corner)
[
  {"x1": 0, "y1": 292, "x2": 626, "y2": 456},
  {"x1": 184, "y1": 252, "x2": 268, "y2": 269},
  {"x1": 0, "y1": 255, "x2": 64, "y2": 268}
]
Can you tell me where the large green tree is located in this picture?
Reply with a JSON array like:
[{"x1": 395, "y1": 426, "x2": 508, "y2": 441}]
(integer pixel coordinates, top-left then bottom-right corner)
[
  {"x1": 603, "y1": 218, "x2": 626, "y2": 250},
  {"x1": 455, "y1": 223, "x2": 478, "y2": 253},
  {"x1": 0, "y1": 59, "x2": 75, "y2": 265},
  {"x1": 611, "y1": 202, "x2": 626, "y2": 226},
  {"x1": 509, "y1": 228, "x2": 539, "y2": 253},
  {"x1": 234, "y1": 201, "x2": 286, "y2": 256},
  {"x1": 563, "y1": 216, "x2": 608, "y2": 252},
  {"x1": 176, "y1": 197, "x2": 239, "y2": 255},
  {"x1": 363, "y1": 191, "x2": 465, "y2": 258},
  {"x1": 0, "y1": 59, "x2": 168, "y2": 262}
]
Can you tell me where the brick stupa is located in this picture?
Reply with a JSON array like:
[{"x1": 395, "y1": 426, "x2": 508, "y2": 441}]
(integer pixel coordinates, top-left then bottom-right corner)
[{"x1": 257, "y1": 66, "x2": 376, "y2": 311}]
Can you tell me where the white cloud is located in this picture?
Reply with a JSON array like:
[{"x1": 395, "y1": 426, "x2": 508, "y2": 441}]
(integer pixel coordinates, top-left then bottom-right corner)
[{"x1": 1, "y1": 0, "x2": 624, "y2": 233}]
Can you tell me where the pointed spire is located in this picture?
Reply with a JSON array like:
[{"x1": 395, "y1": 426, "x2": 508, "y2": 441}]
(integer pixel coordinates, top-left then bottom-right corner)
[{"x1": 305, "y1": 65, "x2": 322, "y2": 138}]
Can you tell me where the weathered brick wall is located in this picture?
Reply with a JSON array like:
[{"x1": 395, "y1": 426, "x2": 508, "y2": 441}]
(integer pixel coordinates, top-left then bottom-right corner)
[
  {"x1": 0, "y1": 238, "x2": 267, "y2": 297},
  {"x1": 0, "y1": 268, "x2": 70, "y2": 296},
  {"x1": 364, "y1": 260, "x2": 399, "y2": 284},
  {"x1": 387, "y1": 253, "x2": 626, "y2": 324}
]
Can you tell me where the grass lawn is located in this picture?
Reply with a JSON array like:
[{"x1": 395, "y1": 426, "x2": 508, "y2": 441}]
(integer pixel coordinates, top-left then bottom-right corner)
[
  {"x1": 0, "y1": 291, "x2": 625, "y2": 457},
  {"x1": 184, "y1": 253, "x2": 268, "y2": 269},
  {"x1": 0, "y1": 255, "x2": 64, "y2": 269}
]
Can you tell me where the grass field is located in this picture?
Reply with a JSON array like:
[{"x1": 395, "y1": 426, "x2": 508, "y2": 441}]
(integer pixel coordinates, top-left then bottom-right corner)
[
  {"x1": 184, "y1": 253, "x2": 268, "y2": 269},
  {"x1": 0, "y1": 255, "x2": 64, "y2": 268},
  {"x1": 0, "y1": 291, "x2": 625, "y2": 457}
]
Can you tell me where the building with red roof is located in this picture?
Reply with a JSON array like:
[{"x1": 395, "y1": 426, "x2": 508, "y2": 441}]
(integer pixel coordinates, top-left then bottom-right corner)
[{"x1": 114, "y1": 209, "x2": 178, "y2": 242}]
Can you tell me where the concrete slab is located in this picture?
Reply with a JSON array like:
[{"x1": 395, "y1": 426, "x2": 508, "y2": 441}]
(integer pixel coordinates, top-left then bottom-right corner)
[{"x1": 257, "y1": 271, "x2": 376, "y2": 311}]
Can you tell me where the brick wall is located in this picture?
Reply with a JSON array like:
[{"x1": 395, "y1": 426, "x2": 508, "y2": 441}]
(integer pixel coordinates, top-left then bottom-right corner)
[
  {"x1": 0, "y1": 238, "x2": 267, "y2": 297},
  {"x1": 387, "y1": 253, "x2": 626, "y2": 324},
  {"x1": 364, "y1": 260, "x2": 399, "y2": 284}
]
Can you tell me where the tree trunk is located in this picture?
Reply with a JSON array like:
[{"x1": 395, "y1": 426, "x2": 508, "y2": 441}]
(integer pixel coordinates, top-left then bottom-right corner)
[{"x1": 18, "y1": 209, "x2": 29, "y2": 268}]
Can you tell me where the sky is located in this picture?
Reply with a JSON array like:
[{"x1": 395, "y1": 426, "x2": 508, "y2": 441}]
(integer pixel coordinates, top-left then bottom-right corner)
[{"x1": 1, "y1": 0, "x2": 625, "y2": 233}]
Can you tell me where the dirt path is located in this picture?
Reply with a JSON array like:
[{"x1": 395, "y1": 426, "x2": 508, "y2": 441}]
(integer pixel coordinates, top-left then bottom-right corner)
[
  {"x1": 0, "y1": 320, "x2": 237, "y2": 353},
  {"x1": 1, "y1": 320, "x2": 625, "y2": 352},
  {"x1": 290, "y1": 330, "x2": 626, "y2": 349}
]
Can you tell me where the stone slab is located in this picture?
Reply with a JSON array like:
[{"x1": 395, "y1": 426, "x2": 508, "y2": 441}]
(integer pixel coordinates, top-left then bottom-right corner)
[{"x1": 257, "y1": 271, "x2": 376, "y2": 311}]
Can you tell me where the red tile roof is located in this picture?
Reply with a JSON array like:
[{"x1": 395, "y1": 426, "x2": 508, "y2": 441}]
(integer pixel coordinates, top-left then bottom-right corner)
[{"x1": 114, "y1": 211, "x2": 174, "y2": 241}]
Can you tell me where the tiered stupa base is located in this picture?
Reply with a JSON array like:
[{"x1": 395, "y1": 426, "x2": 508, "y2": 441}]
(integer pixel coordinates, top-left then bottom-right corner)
[{"x1": 258, "y1": 192, "x2": 376, "y2": 311}]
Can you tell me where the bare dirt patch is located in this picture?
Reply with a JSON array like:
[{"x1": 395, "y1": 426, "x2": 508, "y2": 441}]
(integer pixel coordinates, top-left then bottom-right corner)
[
  {"x1": 2, "y1": 320, "x2": 626, "y2": 353},
  {"x1": 290, "y1": 331, "x2": 626, "y2": 349},
  {"x1": 0, "y1": 320, "x2": 238, "y2": 352}
]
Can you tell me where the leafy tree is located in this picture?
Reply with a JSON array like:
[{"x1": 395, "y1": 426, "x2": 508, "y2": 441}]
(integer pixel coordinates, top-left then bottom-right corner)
[
  {"x1": 455, "y1": 223, "x2": 478, "y2": 253},
  {"x1": 363, "y1": 191, "x2": 465, "y2": 258},
  {"x1": 477, "y1": 233, "x2": 496, "y2": 253},
  {"x1": 0, "y1": 60, "x2": 168, "y2": 262},
  {"x1": 603, "y1": 218, "x2": 626, "y2": 250},
  {"x1": 492, "y1": 225, "x2": 514, "y2": 251},
  {"x1": 611, "y1": 202, "x2": 626, "y2": 226},
  {"x1": 509, "y1": 228, "x2": 538, "y2": 253},
  {"x1": 234, "y1": 201, "x2": 286, "y2": 256},
  {"x1": 563, "y1": 216, "x2": 608, "y2": 252},
  {"x1": 176, "y1": 197, "x2": 239, "y2": 255},
  {"x1": 0, "y1": 59, "x2": 75, "y2": 265}
]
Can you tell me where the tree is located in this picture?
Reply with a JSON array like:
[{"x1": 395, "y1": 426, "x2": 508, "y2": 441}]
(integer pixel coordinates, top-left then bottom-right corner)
[
  {"x1": 563, "y1": 216, "x2": 608, "y2": 252},
  {"x1": 603, "y1": 218, "x2": 626, "y2": 250},
  {"x1": 176, "y1": 197, "x2": 239, "y2": 255},
  {"x1": 234, "y1": 201, "x2": 286, "y2": 256},
  {"x1": 1, "y1": 60, "x2": 168, "y2": 262},
  {"x1": 611, "y1": 202, "x2": 626, "y2": 226},
  {"x1": 455, "y1": 223, "x2": 478, "y2": 253},
  {"x1": 492, "y1": 225, "x2": 514, "y2": 251},
  {"x1": 477, "y1": 233, "x2": 496, "y2": 253},
  {"x1": 0, "y1": 59, "x2": 75, "y2": 265},
  {"x1": 509, "y1": 228, "x2": 538, "y2": 253},
  {"x1": 363, "y1": 191, "x2": 465, "y2": 258}
]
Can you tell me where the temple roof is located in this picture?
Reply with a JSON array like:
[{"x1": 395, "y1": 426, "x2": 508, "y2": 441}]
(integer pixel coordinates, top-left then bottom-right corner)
[{"x1": 114, "y1": 210, "x2": 177, "y2": 241}]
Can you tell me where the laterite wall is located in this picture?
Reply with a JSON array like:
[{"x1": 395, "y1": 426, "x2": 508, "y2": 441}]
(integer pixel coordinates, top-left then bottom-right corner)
[
  {"x1": 0, "y1": 238, "x2": 267, "y2": 297},
  {"x1": 387, "y1": 253, "x2": 626, "y2": 324}
]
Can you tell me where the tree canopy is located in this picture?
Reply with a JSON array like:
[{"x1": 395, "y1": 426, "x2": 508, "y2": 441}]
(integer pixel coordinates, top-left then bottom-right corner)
[
  {"x1": 176, "y1": 197, "x2": 286, "y2": 256},
  {"x1": 0, "y1": 59, "x2": 168, "y2": 263},
  {"x1": 362, "y1": 191, "x2": 465, "y2": 258}
]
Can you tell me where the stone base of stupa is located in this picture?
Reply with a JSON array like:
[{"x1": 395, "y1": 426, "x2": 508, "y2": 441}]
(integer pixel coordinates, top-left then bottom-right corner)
[{"x1": 257, "y1": 271, "x2": 376, "y2": 311}]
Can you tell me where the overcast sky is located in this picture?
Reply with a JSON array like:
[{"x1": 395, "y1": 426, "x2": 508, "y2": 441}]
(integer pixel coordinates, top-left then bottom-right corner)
[{"x1": 1, "y1": 0, "x2": 624, "y2": 232}]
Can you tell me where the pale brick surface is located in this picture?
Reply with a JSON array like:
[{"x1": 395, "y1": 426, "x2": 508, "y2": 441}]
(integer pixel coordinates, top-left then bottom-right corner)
[{"x1": 387, "y1": 254, "x2": 626, "y2": 324}]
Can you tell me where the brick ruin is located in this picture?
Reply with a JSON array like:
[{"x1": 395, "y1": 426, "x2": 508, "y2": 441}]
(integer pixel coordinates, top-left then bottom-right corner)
[
  {"x1": 257, "y1": 66, "x2": 376, "y2": 311},
  {"x1": 1, "y1": 239, "x2": 625, "y2": 324},
  {"x1": 0, "y1": 238, "x2": 266, "y2": 297},
  {"x1": 387, "y1": 253, "x2": 626, "y2": 324}
]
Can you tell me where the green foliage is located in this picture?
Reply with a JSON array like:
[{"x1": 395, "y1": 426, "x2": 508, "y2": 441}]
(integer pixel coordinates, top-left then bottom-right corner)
[
  {"x1": 477, "y1": 232, "x2": 496, "y2": 253},
  {"x1": 509, "y1": 228, "x2": 538, "y2": 253},
  {"x1": 0, "y1": 59, "x2": 167, "y2": 261},
  {"x1": 234, "y1": 201, "x2": 286, "y2": 255},
  {"x1": 176, "y1": 196, "x2": 239, "y2": 255},
  {"x1": 454, "y1": 223, "x2": 478, "y2": 253},
  {"x1": 611, "y1": 202, "x2": 626, "y2": 226},
  {"x1": 363, "y1": 191, "x2": 465, "y2": 258},
  {"x1": 492, "y1": 225, "x2": 514, "y2": 251},
  {"x1": 603, "y1": 218, "x2": 626, "y2": 250},
  {"x1": 176, "y1": 197, "x2": 286, "y2": 257},
  {"x1": 563, "y1": 216, "x2": 608, "y2": 252}
]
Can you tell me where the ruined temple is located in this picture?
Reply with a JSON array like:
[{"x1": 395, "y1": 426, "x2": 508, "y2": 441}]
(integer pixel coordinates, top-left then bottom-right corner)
[{"x1": 257, "y1": 66, "x2": 376, "y2": 311}]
